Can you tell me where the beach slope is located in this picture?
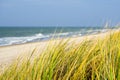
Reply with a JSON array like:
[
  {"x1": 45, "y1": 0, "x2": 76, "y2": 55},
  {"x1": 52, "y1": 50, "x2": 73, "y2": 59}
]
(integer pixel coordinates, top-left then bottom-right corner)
[{"x1": 0, "y1": 31, "x2": 111, "y2": 65}]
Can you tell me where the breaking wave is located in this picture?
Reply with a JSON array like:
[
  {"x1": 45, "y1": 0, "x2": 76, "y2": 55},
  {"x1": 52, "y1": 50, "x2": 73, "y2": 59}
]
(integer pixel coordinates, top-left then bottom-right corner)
[{"x1": 0, "y1": 29, "x2": 109, "y2": 46}]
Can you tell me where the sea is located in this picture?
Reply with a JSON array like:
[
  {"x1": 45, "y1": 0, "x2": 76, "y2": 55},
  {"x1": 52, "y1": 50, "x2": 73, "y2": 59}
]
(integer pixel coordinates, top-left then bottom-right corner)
[{"x1": 0, "y1": 27, "x2": 114, "y2": 46}]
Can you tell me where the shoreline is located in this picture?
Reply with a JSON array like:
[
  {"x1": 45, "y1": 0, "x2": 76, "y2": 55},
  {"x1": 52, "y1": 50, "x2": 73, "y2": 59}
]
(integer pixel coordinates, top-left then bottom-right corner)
[
  {"x1": 0, "y1": 30, "x2": 118, "y2": 66},
  {"x1": 0, "y1": 30, "x2": 109, "y2": 48},
  {"x1": 0, "y1": 28, "x2": 117, "y2": 48}
]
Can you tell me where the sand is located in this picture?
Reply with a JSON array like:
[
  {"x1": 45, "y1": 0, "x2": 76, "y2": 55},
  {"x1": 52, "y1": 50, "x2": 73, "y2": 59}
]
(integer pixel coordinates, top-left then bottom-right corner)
[{"x1": 0, "y1": 31, "x2": 115, "y2": 66}]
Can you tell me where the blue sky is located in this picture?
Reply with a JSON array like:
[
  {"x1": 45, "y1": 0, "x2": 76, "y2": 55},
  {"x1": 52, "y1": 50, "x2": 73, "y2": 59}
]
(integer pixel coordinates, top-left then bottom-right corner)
[{"x1": 0, "y1": 0, "x2": 120, "y2": 26}]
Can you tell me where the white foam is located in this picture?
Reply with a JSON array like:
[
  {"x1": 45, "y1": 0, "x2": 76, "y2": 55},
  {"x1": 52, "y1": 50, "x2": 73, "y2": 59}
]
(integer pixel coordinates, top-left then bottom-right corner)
[
  {"x1": 53, "y1": 32, "x2": 70, "y2": 36},
  {"x1": 35, "y1": 33, "x2": 43, "y2": 37},
  {"x1": 0, "y1": 33, "x2": 49, "y2": 46}
]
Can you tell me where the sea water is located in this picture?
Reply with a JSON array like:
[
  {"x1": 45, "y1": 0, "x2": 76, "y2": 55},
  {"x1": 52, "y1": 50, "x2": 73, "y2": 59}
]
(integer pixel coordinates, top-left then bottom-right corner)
[{"x1": 0, "y1": 27, "x2": 112, "y2": 46}]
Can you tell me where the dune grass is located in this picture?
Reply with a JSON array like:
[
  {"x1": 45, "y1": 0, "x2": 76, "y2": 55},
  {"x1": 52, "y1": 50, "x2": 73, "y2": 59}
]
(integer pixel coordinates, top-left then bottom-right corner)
[{"x1": 0, "y1": 31, "x2": 120, "y2": 80}]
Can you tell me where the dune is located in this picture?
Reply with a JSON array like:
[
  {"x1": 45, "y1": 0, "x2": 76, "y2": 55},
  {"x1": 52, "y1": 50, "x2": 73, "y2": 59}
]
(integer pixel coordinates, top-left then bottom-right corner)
[
  {"x1": 0, "y1": 31, "x2": 112, "y2": 66},
  {"x1": 0, "y1": 29, "x2": 120, "y2": 80}
]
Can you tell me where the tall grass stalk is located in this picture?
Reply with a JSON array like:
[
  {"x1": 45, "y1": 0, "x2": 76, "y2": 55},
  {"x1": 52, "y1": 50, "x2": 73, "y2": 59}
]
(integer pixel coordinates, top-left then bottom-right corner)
[{"x1": 0, "y1": 31, "x2": 120, "y2": 80}]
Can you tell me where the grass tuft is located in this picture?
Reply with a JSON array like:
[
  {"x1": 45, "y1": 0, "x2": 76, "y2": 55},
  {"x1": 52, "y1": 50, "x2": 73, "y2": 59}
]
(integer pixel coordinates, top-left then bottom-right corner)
[{"x1": 0, "y1": 31, "x2": 120, "y2": 80}]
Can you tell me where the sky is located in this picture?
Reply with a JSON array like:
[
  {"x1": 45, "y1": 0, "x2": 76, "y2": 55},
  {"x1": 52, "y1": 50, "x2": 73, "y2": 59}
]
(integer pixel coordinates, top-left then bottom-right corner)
[{"x1": 0, "y1": 0, "x2": 120, "y2": 27}]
